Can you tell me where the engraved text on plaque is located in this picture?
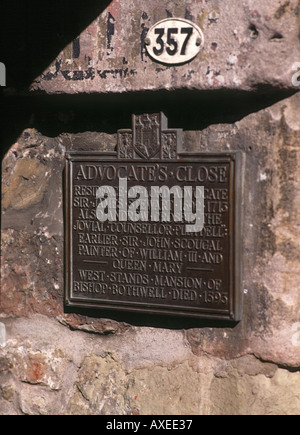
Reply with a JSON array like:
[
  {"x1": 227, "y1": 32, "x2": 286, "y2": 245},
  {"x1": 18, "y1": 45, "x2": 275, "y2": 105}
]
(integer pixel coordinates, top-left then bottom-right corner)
[{"x1": 65, "y1": 113, "x2": 243, "y2": 320}]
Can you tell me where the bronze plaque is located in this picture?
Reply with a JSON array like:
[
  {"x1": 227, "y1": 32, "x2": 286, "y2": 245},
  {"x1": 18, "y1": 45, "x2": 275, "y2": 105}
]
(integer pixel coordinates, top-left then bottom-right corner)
[{"x1": 65, "y1": 113, "x2": 244, "y2": 321}]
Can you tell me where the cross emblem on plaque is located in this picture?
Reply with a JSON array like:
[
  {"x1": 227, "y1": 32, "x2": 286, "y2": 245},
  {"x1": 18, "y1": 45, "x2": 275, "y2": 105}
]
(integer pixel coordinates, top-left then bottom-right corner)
[{"x1": 117, "y1": 112, "x2": 182, "y2": 160}]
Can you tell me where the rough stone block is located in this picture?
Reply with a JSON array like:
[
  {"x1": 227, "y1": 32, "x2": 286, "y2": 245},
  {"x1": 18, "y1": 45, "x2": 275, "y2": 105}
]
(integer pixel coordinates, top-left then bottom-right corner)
[{"x1": 30, "y1": 0, "x2": 300, "y2": 94}]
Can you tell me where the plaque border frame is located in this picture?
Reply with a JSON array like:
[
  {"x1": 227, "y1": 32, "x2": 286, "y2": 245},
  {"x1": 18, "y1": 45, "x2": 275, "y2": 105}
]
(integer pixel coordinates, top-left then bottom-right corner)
[{"x1": 64, "y1": 150, "x2": 244, "y2": 322}]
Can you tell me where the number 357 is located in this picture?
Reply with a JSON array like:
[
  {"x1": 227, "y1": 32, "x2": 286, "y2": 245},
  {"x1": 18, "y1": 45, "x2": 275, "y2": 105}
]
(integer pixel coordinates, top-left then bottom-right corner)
[{"x1": 153, "y1": 27, "x2": 193, "y2": 57}]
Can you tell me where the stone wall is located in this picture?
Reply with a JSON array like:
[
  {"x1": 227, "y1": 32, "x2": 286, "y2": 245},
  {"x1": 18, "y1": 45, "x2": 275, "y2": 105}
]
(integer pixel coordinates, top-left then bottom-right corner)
[
  {"x1": 31, "y1": 0, "x2": 300, "y2": 94},
  {"x1": 1, "y1": 0, "x2": 300, "y2": 415}
]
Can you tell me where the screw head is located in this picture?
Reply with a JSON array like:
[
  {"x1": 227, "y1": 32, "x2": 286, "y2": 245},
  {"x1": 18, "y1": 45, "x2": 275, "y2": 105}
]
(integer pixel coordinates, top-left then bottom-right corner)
[{"x1": 145, "y1": 37, "x2": 151, "y2": 46}]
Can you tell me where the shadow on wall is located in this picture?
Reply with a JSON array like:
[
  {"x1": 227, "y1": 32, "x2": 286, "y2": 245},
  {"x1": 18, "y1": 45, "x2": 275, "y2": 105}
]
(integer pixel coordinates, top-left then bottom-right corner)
[
  {"x1": 0, "y1": 0, "x2": 112, "y2": 91},
  {"x1": 0, "y1": 0, "x2": 111, "y2": 157},
  {"x1": 1, "y1": 88, "x2": 297, "y2": 161}
]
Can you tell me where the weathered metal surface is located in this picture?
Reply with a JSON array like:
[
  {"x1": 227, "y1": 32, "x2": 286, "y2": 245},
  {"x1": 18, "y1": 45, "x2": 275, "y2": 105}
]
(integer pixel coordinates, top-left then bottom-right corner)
[{"x1": 65, "y1": 114, "x2": 244, "y2": 320}]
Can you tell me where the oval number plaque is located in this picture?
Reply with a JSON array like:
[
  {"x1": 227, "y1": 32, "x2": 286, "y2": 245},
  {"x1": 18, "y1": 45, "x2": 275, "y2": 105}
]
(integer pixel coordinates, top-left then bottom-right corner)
[{"x1": 145, "y1": 18, "x2": 204, "y2": 65}]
